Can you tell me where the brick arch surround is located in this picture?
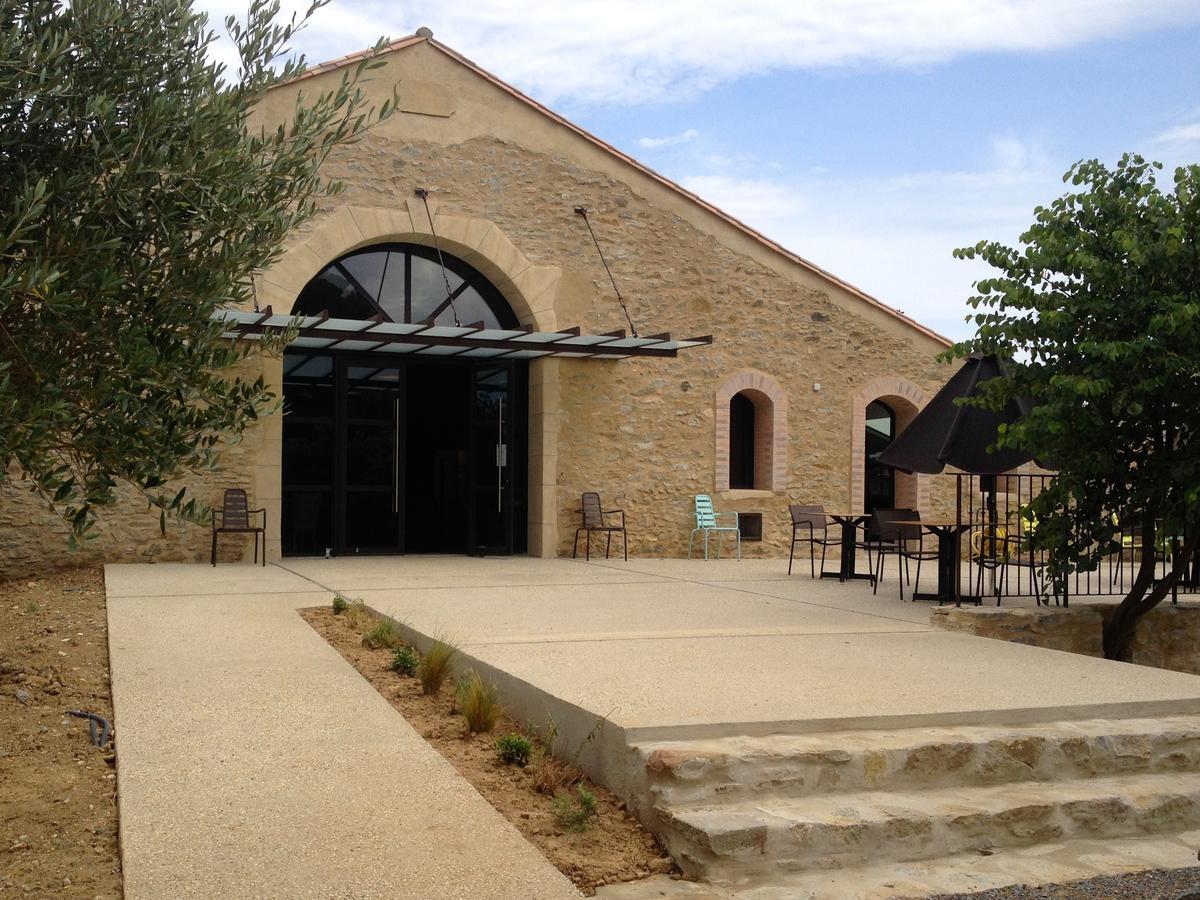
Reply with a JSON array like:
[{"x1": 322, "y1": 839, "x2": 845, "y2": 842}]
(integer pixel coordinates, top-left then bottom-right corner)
[
  {"x1": 715, "y1": 370, "x2": 789, "y2": 492},
  {"x1": 850, "y1": 376, "x2": 929, "y2": 514},
  {"x1": 254, "y1": 203, "x2": 560, "y2": 333}
]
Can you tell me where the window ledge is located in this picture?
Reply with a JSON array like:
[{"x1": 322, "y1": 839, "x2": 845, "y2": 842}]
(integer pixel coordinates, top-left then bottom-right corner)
[{"x1": 718, "y1": 489, "x2": 779, "y2": 501}]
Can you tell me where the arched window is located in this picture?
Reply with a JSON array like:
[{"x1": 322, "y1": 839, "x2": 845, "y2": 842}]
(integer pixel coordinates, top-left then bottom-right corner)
[
  {"x1": 715, "y1": 371, "x2": 788, "y2": 493},
  {"x1": 293, "y1": 243, "x2": 519, "y2": 328},
  {"x1": 864, "y1": 399, "x2": 896, "y2": 512},
  {"x1": 729, "y1": 393, "x2": 757, "y2": 489}
]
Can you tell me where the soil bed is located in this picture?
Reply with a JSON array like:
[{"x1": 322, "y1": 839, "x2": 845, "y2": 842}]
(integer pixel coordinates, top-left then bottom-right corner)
[
  {"x1": 0, "y1": 567, "x2": 121, "y2": 898},
  {"x1": 301, "y1": 605, "x2": 677, "y2": 895}
]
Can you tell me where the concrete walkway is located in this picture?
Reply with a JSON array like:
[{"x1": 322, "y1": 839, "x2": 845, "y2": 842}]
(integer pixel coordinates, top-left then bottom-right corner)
[{"x1": 104, "y1": 563, "x2": 579, "y2": 900}]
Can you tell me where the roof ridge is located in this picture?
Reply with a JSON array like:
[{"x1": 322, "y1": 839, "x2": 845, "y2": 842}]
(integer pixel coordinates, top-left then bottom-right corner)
[{"x1": 280, "y1": 32, "x2": 952, "y2": 348}]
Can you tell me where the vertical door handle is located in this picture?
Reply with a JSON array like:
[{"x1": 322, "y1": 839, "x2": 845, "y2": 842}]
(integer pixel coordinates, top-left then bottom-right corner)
[
  {"x1": 393, "y1": 396, "x2": 399, "y2": 513},
  {"x1": 496, "y1": 395, "x2": 503, "y2": 513}
]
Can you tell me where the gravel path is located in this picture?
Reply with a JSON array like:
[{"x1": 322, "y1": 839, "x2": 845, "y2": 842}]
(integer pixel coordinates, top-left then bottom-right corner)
[{"x1": 928, "y1": 865, "x2": 1200, "y2": 899}]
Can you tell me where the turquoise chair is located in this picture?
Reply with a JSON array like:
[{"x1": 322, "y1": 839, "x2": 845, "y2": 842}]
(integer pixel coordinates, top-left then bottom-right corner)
[{"x1": 688, "y1": 494, "x2": 741, "y2": 560}]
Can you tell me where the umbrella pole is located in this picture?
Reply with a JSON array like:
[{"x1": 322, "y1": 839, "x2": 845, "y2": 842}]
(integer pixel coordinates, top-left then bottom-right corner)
[{"x1": 956, "y1": 475, "x2": 962, "y2": 606}]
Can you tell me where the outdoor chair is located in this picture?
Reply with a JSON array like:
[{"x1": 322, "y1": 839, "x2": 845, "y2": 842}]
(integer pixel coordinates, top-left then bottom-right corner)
[
  {"x1": 788, "y1": 504, "x2": 838, "y2": 577},
  {"x1": 971, "y1": 524, "x2": 1010, "y2": 603},
  {"x1": 572, "y1": 491, "x2": 628, "y2": 561},
  {"x1": 211, "y1": 488, "x2": 267, "y2": 566},
  {"x1": 688, "y1": 494, "x2": 740, "y2": 560},
  {"x1": 870, "y1": 508, "x2": 937, "y2": 600}
]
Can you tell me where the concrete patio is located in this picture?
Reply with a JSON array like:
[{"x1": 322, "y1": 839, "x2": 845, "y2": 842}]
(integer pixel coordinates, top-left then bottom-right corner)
[
  {"x1": 281, "y1": 555, "x2": 1200, "y2": 740},
  {"x1": 105, "y1": 556, "x2": 1200, "y2": 898}
]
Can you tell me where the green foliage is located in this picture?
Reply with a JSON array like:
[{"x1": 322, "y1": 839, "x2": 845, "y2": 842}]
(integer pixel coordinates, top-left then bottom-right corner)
[
  {"x1": 23, "y1": 598, "x2": 39, "y2": 614},
  {"x1": 455, "y1": 669, "x2": 501, "y2": 733},
  {"x1": 361, "y1": 618, "x2": 403, "y2": 650},
  {"x1": 0, "y1": 0, "x2": 393, "y2": 543},
  {"x1": 551, "y1": 785, "x2": 598, "y2": 832},
  {"x1": 331, "y1": 594, "x2": 349, "y2": 615},
  {"x1": 948, "y1": 154, "x2": 1200, "y2": 657},
  {"x1": 494, "y1": 733, "x2": 533, "y2": 767},
  {"x1": 418, "y1": 638, "x2": 458, "y2": 696},
  {"x1": 390, "y1": 646, "x2": 418, "y2": 677}
]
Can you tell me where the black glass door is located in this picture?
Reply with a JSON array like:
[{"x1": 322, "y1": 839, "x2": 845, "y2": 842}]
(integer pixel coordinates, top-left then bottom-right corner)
[
  {"x1": 338, "y1": 362, "x2": 404, "y2": 554},
  {"x1": 469, "y1": 365, "x2": 514, "y2": 555}
]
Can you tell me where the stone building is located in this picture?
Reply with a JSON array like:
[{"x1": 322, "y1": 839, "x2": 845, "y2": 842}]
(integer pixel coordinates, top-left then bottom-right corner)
[{"x1": 0, "y1": 30, "x2": 958, "y2": 574}]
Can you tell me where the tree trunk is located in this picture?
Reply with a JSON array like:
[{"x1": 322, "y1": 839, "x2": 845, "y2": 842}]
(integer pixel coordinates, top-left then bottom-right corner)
[{"x1": 1101, "y1": 515, "x2": 1198, "y2": 661}]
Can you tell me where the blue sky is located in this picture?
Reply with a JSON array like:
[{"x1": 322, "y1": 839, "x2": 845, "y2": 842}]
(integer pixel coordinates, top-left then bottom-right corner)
[{"x1": 200, "y1": 1, "x2": 1200, "y2": 340}]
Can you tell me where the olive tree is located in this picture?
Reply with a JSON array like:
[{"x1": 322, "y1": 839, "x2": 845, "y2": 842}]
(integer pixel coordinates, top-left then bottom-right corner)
[
  {"x1": 950, "y1": 154, "x2": 1200, "y2": 660},
  {"x1": 0, "y1": 0, "x2": 391, "y2": 544}
]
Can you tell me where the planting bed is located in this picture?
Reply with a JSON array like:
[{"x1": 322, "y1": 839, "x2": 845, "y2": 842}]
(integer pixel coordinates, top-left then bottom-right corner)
[
  {"x1": 0, "y1": 567, "x2": 121, "y2": 898},
  {"x1": 301, "y1": 605, "x2": 678, "y2": 895}
]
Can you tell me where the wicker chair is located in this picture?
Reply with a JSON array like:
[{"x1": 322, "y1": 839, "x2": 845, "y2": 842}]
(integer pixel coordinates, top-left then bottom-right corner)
[
  {"x1": 211, "y1": 488, "x2": 267, "y2": 566},
  {"x1": 788, "y1": 504, "x2": 839, "y2": 577},
  {"x1": 572, "y1": 492, "x2": 628, "y2": 561}
]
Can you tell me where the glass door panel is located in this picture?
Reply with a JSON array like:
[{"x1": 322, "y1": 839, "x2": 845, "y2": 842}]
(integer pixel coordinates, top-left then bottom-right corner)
[
  {"x1": 469, "y1": 365, "x2": 513, "y2": 555},
  {"x1": 282, "y1": 353, "x2": 335, "y2": 556},
  {"x1": 339, "y1": 363, "x2": 403, "y2": 554}
]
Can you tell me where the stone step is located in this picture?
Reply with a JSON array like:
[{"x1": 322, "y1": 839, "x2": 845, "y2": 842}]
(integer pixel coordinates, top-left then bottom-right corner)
[
  {"x1": 658, "y1": 772, "x2": 1200, "y2": 880},
  {"x1": 638, "y1": 715, "x2": 1200, "y2": 807},
  {"x1": 595, "y1": 833, "x2": 1200, "y2": 899},
  {"x1": 725, "y1": 831, "x2": 1200, "y2": 899}
]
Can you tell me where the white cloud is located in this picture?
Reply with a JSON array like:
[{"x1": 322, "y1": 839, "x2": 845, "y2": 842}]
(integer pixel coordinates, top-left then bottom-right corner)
[
  {"x1": 677, "y1": 148, "x2": 1063, "y2": 339},
  {"x1": 194, "y1": 0, "x2": 1200, "y2": 105},
  {"x1": 1150, "y1": 122, "x2": 1200, "y2": 150},
  {"x1": 637, "y1": 128, "x2": 700, "y2": 149}
]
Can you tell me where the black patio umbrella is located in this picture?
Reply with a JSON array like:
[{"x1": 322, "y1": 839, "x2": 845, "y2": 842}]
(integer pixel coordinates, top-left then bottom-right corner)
[{"x1": 877, "y1": 353, "x2": 1037, "y2": 477}]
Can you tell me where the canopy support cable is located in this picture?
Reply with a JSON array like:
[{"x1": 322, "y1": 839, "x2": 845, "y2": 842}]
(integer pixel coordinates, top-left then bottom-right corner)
[
  {"x1": 414, "y1": 188, "x2": 462, "y2": 327},
  {"x1": 574, "y1": 206, "x2": 638, "y2": 337}
]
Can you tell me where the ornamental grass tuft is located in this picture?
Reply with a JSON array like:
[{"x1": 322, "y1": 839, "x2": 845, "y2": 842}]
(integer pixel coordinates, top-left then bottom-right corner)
[
  {"x1": 456, "y1": 669, "x2": 501, "y2": 733},
  {"x1": 418, "y1": 638, "x2": 458, "y2": 696}
]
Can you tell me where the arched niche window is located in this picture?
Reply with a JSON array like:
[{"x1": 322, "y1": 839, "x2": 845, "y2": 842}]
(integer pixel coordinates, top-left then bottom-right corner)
[
  {"x1": 729, "y1": 392, "x2": 757, "y2": 489},
  {"x1": 864, "y1": 399, "x2": 897, "y2": 512},
  {"x1": 715, "y1": 372, "x2": 788, "y2": 493},
  {"x1": 293, "y1": 243, "x2": 519, "y2": 329}
]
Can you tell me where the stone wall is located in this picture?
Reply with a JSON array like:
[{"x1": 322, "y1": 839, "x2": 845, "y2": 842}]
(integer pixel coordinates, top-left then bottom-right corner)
[
  {"x1": 932, "y1": 603, "x2": 1200, "y2": 676},
  {"x1": 0, "y1": 357, "x2": 274, "y2": 579},
  {"x1": 0, "y1": 39, "x2": 962, "y2": 572}
]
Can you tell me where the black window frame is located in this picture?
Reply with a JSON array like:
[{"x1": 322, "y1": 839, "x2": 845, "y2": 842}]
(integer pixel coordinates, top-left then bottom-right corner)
[{"x1": 293, "y1": 243, "x2": 520, "y2": 330}]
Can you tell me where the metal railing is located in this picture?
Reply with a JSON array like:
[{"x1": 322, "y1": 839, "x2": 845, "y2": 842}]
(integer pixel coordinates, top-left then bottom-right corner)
[{"x1": 947, "y1": 473, "x2": 1198, "y2": 606}]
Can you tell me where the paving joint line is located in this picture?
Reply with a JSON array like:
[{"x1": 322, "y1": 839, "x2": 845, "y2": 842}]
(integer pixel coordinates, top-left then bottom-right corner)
[{"x1": 579, "y1": 559, "x2": 933, "y2": 629}]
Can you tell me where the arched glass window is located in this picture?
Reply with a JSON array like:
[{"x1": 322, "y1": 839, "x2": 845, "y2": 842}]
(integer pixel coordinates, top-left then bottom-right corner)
[
  {"x1": 293, "y1": 243, "x2": 519, "y2": 329},
  {"x1": 729, "y1": 392, "x2": 757, "y2": 490},
  {"x1": 864, "y1": 399, "x2": 896, "y2": 511}
]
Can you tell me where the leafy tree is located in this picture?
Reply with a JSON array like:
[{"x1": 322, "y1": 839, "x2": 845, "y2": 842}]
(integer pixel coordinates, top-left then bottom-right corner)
[
  {"x1": 0, "y1": 0, "x2": 391, "y2": 544},
  {"x1": 950, "y1": 154, "x2": 1200, "y2": 660}
]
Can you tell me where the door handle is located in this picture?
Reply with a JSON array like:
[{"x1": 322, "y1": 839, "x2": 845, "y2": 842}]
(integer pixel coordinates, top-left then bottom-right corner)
[{"x1": 393, "y1": 396, "x2": 399, "y2": 513}]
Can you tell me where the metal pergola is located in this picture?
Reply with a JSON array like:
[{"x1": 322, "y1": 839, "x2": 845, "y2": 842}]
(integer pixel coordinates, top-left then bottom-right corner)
[{"x1": 215, "y1": 308, "x2": 713, "y2": 360}]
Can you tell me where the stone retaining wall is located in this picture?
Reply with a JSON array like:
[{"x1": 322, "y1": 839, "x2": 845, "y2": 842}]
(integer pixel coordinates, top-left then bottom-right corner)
[{"x1": 932, "y1": 603, "x2": 1200, "y2": 676}]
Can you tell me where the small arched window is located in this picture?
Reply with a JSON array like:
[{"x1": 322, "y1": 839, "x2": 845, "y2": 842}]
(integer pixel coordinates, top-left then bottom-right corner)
[
  {"x1": 715, "y1": 371, "x2": 787, "y2": 493},
  {"x1": 729, "y1": 392, "x2": 757, "y2": 489}
]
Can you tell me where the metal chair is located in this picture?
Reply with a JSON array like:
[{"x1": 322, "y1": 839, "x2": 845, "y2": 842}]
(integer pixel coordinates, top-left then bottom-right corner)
[
  {"x1": 211, "y1": 488, "x2": 267, "y2": 566},
  {"x1": 572, "y1": 491, "x2": 628, "y2": 561},
  {"x1": 688, "y1": 494, "x2": 740, "y2": 560},
  {"x1": 788, "y1": 504, "x2": 838, "y2": 577},
  {"x1": 870, "y1": 508, "x2": 936, "y2": 600}
]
